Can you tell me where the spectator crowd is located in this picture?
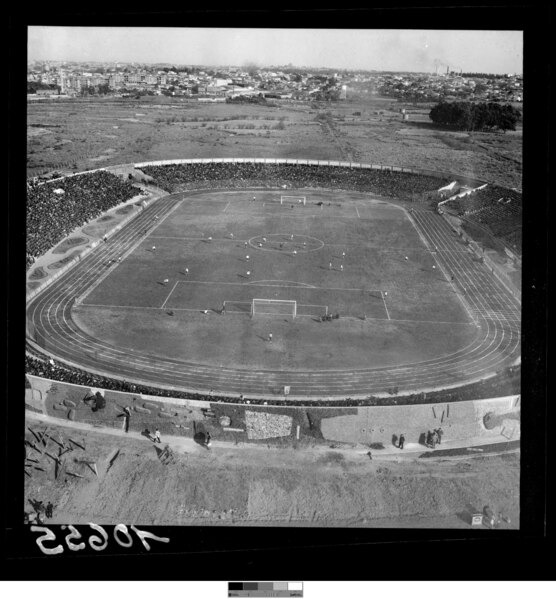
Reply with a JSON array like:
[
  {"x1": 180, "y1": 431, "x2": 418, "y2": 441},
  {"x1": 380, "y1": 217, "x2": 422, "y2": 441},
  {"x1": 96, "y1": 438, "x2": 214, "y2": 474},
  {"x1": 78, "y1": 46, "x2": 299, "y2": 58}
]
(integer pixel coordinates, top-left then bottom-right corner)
[
  {"x1": 26, "y1": 171, "x2": 141, "y2": 270},
  {"x1": 141, "y1": 162, "x2": 452, "y2": 200},
  {"x1": 25, "y1": 350, "x2": 520, "y2": 409},
  {"x1": 446, "y1": 184, "x2": 522, "y2": 255}
]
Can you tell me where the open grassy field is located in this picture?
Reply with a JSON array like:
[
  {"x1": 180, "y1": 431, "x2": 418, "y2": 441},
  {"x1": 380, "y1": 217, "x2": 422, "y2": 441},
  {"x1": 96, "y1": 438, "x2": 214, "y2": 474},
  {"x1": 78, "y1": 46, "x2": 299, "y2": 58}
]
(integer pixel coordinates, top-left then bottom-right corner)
[
  {"x1": 73, "y1": 189, "x2": 477, "y2": 371},
  {"x1": 27, "y1": 96, "x2": 521, "y2": 188}
]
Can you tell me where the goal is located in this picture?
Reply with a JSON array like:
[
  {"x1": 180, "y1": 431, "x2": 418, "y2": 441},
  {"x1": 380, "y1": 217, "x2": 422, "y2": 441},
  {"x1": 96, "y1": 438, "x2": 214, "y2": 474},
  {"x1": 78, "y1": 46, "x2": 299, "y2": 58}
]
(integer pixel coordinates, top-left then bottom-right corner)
[
  {"x1": 281, "y1": 195, "x2": 306, "y2": 205},
  {"x1": 251, "y1": 298, "x2": 297, "y2": 318}
]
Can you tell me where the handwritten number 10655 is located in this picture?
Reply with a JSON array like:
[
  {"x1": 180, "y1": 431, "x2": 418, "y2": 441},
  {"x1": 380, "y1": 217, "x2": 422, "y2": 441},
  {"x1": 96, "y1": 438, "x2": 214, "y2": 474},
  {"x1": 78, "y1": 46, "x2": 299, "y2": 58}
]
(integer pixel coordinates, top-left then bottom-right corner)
[{"x1": 30, "y1": 524, "x2": 170, "y2": 555}]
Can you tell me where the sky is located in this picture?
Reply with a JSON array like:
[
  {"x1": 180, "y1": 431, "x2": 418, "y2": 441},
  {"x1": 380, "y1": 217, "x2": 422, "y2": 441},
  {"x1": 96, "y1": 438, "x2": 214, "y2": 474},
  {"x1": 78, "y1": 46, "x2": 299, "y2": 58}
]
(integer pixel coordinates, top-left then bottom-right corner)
[{"x1": 27, "y1": 28, "x2": 523, "y2": 74}]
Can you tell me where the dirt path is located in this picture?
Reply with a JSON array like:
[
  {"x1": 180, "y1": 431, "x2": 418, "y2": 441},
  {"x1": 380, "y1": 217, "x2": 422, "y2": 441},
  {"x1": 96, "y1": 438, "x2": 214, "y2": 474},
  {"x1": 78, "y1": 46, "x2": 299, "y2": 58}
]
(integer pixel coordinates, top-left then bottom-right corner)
[{"x1": 25, "y1": 419, "x2": 519, "y2": 529}]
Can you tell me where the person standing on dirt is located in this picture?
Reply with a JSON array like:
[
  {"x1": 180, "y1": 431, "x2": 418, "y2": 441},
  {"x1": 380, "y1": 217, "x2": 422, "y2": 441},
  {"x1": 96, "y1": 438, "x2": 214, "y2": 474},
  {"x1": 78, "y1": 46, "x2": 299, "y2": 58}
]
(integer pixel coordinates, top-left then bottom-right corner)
[
  {"x1": 399, "y1": 434, "x2": 405, "y2": 450},
  {"x1": 205, "y1": 432, "x2": 212, "y2": 448},
  {"x1": 45, "y1": 502, "x2": 54, "y2": 519},
  {"x1": 154, "y1": 429, "x2": 161, "y2": 444}
]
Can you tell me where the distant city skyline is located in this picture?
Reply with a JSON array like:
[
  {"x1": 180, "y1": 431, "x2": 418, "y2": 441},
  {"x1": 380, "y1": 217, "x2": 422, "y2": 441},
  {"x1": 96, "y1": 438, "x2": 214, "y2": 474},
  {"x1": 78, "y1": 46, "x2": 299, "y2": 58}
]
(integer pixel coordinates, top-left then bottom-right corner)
[{"x1": 28, "y1": 28, "x2": 523, "y2": 74}]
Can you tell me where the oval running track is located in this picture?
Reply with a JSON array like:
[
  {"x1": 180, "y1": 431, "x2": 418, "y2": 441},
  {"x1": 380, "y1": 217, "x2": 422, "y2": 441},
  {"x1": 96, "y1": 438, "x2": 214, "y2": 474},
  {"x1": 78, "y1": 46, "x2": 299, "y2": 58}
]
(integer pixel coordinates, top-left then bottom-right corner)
[{"x1": 27, "y1": 191, "x2": 521, "y2": 399}]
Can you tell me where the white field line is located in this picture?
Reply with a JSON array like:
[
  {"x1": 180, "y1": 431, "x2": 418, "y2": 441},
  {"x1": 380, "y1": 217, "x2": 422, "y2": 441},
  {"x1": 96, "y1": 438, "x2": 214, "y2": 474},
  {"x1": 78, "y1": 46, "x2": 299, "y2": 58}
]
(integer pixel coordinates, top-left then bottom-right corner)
[
  {"x1": 355, "y1": 205, "x2": 361, "y2": 218},
  {"x1": 149, "y1": 235, "x2": 249, "y2": 243},
  {"x1": 223, "y1": 201, "x2": 230, "y2": 212},
  {"x1": 380, "y1": 290, "x2": 391, "y2": 320},
  {"x1": 160, "y1": 281, "x2": 180, "y2": 310},
  {"x1": 77, "y1": 301, "x2": 475, "y2": 325}
]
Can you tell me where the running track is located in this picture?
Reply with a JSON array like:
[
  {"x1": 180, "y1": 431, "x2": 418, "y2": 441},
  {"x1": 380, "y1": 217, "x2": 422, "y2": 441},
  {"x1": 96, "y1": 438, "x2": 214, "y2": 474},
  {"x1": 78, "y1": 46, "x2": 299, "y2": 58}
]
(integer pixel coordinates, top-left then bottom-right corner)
[{"x1": 27, "y1": 193, "x2": 521, "y2": 399}]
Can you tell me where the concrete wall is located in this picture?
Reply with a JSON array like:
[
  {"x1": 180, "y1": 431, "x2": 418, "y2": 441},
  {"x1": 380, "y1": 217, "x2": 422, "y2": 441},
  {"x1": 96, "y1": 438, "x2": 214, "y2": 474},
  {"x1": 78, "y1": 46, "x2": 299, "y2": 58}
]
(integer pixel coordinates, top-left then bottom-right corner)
[{"x1": 26, "y1": 374, "x2": 520, "y2": 446}]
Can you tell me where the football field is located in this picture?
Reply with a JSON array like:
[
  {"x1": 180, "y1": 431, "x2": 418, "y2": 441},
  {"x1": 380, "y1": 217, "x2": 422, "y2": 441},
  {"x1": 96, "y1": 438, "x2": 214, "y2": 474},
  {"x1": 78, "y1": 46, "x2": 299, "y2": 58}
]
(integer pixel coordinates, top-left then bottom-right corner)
[{"x1": 73, "y1": 189, "x2": 477, "y2": 371}]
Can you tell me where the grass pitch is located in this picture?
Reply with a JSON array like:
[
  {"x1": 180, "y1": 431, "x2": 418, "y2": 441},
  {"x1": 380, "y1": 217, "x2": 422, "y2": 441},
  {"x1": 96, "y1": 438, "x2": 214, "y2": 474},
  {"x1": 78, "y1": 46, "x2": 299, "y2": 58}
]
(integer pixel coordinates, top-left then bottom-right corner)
[{"x1": 73, "y1": 189, "x2": 476, "y2": 371}]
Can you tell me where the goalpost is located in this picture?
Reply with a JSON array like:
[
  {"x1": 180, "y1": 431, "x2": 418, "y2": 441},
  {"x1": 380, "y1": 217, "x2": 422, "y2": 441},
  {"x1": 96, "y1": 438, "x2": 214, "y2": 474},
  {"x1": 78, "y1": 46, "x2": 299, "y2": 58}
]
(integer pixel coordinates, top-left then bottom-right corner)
[
  {"x1": 280, "y1": 195, "x2": 306, "y2": 205},
  {"x1": 252, "y1": 298, "x2": 297, "y2": 318}
]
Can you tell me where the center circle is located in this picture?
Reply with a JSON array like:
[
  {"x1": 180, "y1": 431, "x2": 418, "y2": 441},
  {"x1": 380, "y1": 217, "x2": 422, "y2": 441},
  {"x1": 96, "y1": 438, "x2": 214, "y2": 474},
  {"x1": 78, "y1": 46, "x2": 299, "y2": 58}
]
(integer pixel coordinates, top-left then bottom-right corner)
[{"x1": 248, "y1": 233, "x2": 324, "y2": 254}]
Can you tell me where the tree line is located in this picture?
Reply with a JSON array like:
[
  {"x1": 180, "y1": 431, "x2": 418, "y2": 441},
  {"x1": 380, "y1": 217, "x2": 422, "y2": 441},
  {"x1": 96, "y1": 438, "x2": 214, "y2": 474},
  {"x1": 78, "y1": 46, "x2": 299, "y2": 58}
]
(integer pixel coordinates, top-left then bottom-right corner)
[{"x1": 429, "y1": 101, "x2": 521, "y2": 132}]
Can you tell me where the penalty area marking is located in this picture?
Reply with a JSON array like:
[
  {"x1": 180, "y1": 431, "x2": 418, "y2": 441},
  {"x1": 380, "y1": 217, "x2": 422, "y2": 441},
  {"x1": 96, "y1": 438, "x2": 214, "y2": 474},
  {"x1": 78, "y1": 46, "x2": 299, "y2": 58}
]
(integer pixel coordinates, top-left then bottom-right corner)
[{"x1": 77, "y1": 301, "x2": 476, "y2": 325}]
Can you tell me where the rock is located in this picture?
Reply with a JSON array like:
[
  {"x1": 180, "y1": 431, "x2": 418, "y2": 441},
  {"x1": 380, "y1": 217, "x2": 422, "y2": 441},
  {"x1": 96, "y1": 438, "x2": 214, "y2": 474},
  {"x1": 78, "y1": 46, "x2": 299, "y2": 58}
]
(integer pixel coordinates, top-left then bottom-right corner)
[
  {"x1": 143, "y1": 402, "x2": 158, "y2": 410},
  {"x1": 63, "y1": 399, "x2": 77, "y2": 408},
  {"x1": 159, "y1": 411, "x2": 175, "y2": 418},
  {"x1": 67, "y1": 409, "x2": 76, "y2": 421},
  {"x1": 134, "y1": 406, "x2": 151, "y2": 414},
  {"x1": 219, "y1": 416, "x2": 231, "y2": 427}
]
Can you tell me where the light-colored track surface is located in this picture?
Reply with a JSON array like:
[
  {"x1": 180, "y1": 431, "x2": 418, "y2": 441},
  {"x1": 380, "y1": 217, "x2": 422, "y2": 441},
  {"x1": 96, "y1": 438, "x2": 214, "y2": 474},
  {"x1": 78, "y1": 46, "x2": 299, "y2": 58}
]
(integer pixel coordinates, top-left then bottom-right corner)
[{"x1": 27, "y1": 193, "x2": 521, "y2": 399}]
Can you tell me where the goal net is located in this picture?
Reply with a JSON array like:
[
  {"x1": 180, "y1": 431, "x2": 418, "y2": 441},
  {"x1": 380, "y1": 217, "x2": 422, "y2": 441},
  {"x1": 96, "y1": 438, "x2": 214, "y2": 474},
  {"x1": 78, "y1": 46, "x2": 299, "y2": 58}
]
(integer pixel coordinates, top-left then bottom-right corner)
[
  {"x1": 281, "y1": 195, "x2": 306, "y2": 205},
  {"x1": 252, "y1": 298, "x2": 297, "y2": 318}
]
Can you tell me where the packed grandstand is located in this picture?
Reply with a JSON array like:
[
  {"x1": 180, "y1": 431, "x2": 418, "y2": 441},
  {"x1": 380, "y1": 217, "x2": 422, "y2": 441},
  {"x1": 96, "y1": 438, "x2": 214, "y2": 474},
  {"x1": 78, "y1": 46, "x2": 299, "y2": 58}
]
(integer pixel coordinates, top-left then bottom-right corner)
[
  {"x1": 25, "y1": 160, "x2": 522, "y2": 406},
  {"x1": 139, "y1": 161, "x2": 454, "y2": 199},
  {"x1": 26, "y1": 170, "x2": 142, "y2": 270},
  {"x1": 443, "y1": 185, "x2": 522, "y2": 254}
]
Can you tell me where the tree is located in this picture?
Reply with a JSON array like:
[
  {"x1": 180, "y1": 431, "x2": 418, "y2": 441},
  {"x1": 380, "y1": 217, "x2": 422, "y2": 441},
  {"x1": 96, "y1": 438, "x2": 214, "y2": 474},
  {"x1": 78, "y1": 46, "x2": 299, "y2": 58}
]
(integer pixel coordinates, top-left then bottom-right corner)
[{"x1": 429, "y1": 100, "x2": 520, "y2": 132}]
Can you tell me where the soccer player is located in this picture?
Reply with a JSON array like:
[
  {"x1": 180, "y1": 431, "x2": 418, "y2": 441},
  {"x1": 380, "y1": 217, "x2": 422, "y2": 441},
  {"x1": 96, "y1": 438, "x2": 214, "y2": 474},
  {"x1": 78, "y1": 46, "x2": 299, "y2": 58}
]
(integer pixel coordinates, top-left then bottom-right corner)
[
  {"x1": 384, "y1": 291, "x2": 388, "y2": 297},
  {"x1": 268, "y1": 333, "x2": 273, "y2": 342},
  {"x1": 208, "y1": 236, "x2": 213, "y2": 242},
  {"x1": 152, "y1": 246, "x2": 156, "y2": 252},
  {"x1": 154, "y1": 215, "x2": 159, "y2": 220},
  {"x1": 259, "y1": 243, "x2": 262, "y2": 247},
  {"x1": 246, "y1": 255, "x2": 250, "y2": 261},
  {"x1": 245, "y1": 241, "x2": 248, "y2": 247},
  {"x1": 246, "y1": 270, "x2": 251, "y2": 277},
  {"x1": 163, "y1": 278, "x2": 169, "y2": 286},
  {"x1": 340, "y1": 264, "x2": 344, "y2": 272},
  {"x1": 342, "y1": 251, "x2": 346, "y2": 258},
  {"x1": 329, "y1": 262, "x2": 332, "y2": 270},
  {"x1": 117, "y1": 256, "x2": 122, "y2": 262},
  {"x1": 290, "y1": 234, "x2": 294, "y2": 240},
  {"x1": 432, "y1": 265, "x2": 436, "y2": 270},
  {"x1": 263, "y1": 237, "x2": 267, "y2": 243},
  {"x1": 405, "y1": 256, "x2": 408, "y2": 261},
  {"x1": 184, "y1": 267, "x2": 189, "y2": 275},
  {"x1": 293, "y1": 250, "x2": 297, "y2": 255},
  {"x1": 230, "y1": 233, "x2": 234, "y2": 239}
]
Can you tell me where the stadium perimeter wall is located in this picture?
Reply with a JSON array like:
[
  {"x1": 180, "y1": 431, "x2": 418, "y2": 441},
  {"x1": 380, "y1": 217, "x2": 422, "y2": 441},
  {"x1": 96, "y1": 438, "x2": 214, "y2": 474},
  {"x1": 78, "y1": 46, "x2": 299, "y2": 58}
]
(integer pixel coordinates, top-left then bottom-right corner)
[{"x1": 25, "y1": 374, "x2": 520, "y2": 447}]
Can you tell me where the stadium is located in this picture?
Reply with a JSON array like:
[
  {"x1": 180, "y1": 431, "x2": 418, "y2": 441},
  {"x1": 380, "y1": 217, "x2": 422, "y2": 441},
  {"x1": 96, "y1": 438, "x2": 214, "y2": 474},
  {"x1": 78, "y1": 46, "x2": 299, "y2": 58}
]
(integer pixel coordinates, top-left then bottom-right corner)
[
  {"x1": 23, "y1": 157, "x2": 523, "y2": 526},
  {"x1": 26, "y1": 158, "x2": 520, "y2": 399}
]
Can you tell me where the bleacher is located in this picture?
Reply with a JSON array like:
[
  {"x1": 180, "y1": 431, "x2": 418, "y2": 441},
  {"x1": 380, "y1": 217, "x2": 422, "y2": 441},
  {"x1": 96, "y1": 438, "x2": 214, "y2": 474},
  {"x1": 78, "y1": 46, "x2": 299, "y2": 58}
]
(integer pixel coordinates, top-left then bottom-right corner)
[{"x1": 446, "y1": 185, "x2": 522, "y2": 255}]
